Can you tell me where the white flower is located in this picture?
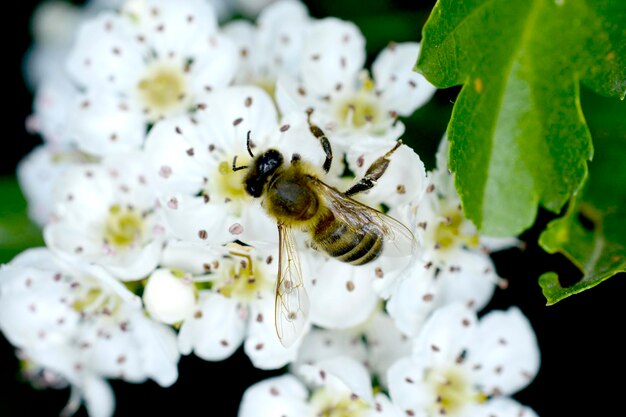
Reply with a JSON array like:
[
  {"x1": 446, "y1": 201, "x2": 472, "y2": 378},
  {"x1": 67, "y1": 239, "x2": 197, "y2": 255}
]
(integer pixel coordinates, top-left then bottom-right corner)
[
  {"x1": 387, "y1": 303, "x2": 540, "y2": 417},
  {"x1": 28, "y1": 74, "x2": 77, "y2": 147},
  {"x1": 64, "y1": 0, "x2": 237, "y2": 156},
  {"x1": 17, "y1": 145, "x2": 94, "y2": 227},
  {"x1": 161, "y1": 240, "x2": 309, "y2": 369},
  {"x1": 24, "y1": 0, "x2": 124, "y2": 89},
  {"x1": 222, "y1": 0, "x2": 310, "y2": 91},
  {"x1": 295, "y1": 308, "x2": 411, "y2": 389},
  {"x1": 44, "y1": 152, "x2": 167, "y2": 280},
  {"x1": 0, "y1": 248, "x2": 180, "y2": 417},
  {"x1": 276, "y1": 19, "x2": 436, "y2": 142},
  {"x1": 18, "y1": 350, "x2": 116, "y2": 417},
  {"x1": 144, "y1": 85, "x2": 328, "y2": 246},
  {"x1": 239, "y1": 356, "x2": 403, "y2": 417},
  {"x1": 382, "y1": 137, "x2": 516, "y2": 336}
]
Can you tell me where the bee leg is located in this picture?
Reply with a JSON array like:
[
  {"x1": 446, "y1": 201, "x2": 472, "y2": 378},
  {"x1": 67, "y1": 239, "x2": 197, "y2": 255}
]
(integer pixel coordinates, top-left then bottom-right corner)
[
  {"x1": 306, "y1": 108, "x2": 333, "y2": 173},
  {"x1": 344, "y1": 140, "x2": 402, "y2": 197}
]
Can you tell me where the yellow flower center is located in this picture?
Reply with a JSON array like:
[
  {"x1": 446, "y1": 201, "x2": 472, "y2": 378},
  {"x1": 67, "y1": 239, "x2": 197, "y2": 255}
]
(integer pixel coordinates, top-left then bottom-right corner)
[
  {"x1": 215, "y1": 250, "x2": 272, "y2": 301},
  {"x1": 104, "y1": 204, "x2": 144, "y2": 248},
  {"x1": 335, "y1": 71, "x2": 382, "y2": 130},
  {"x1": 425, "y1": 368, "x2": 486, "y2": 416},
  {"x1": 309, "y1": 388, "x2": 370, "y2": 417},
  {"x1": 137, "y1": 64, "x2": 186, "y2": 118},
  {"x1": 336, "y1": 93, "x2": 380, "y2": 129},
  {"x1": 208, "y1": 156, "x2": 253, "y2": 215},
  {"x1": 71, "y1": 283, "x2": 122, "y2": 316},
  {"x1": 433, "y1": 209, "x2": 480, "y2": 250}
]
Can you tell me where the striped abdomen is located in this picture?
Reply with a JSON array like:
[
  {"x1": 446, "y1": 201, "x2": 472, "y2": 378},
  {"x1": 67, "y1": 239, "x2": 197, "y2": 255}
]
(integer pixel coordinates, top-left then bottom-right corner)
[{"x1": 311, "y1": 210, "x2": 383, "y2": 265}]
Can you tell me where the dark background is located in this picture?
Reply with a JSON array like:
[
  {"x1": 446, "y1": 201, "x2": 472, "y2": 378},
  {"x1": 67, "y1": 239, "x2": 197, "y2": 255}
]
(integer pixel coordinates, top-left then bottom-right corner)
[{"x1": 1, "y1": 1, "x2": 624, "y2": 416}]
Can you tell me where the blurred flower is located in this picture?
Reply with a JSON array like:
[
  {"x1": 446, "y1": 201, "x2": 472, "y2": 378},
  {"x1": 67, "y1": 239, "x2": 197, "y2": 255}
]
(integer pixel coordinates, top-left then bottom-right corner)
[{"x1": 0, "y1": 248, "x2": 179, "y2": 417}]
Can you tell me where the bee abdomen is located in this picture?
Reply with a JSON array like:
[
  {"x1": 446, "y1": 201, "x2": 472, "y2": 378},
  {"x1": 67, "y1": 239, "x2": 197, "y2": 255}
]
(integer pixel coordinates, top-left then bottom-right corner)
[
  {"x1": 336, "y1": 229, "x2": 383, "y2": 265},
  {"x1": 313, "y1": 213, "x2": 383, "y2": 265}
]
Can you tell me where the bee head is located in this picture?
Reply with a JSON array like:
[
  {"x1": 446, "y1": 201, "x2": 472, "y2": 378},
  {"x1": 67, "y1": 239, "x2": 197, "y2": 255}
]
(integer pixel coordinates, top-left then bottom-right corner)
[{"x1": 244, "y1": 149, "x2": 284, "y2": 198}]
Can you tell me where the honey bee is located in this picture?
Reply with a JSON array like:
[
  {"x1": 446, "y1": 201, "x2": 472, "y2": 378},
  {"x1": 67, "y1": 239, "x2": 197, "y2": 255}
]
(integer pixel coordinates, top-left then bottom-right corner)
[{"x1": 232, "y1": 112, "x2": 416, "y2": 347}]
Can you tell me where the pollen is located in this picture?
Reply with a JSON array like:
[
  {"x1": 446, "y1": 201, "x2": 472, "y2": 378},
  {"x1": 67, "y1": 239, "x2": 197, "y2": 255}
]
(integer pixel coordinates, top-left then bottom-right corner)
[
  {"x1": 214, "y1": 158, "x2": 250, "y2": 207},
  {"x1": 336, "y1": 93, "x2": 380, "y2": 128},
  {"x1": 214, "y1": 252, "x2": 272, "y2": 301},
  {"x1": 137, "y1": 63, "x2": 187, "y2": 118},
  {"x1": 309, "y1": 387, "x2": 370, "y2": 417},
  {"x1": 433, "y1": 209, "x2": 480, "y2": 250},
  {"x1": 425, "y1": 368, "x2": 480, "y2": 416},
  {"x1": 103, "y1": 204, "x2": 144, "y2": 248}
]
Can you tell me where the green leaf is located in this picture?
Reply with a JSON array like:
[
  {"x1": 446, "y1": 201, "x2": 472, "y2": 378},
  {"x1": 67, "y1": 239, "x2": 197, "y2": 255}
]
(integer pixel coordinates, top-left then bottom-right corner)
[
  {"x1": 416, "y1": 0, "x2": 626, "y2": 236},
  {"x1": 0, "y1": 177, "x2": 44, "y2": 263},
  {"x1": 538, "y1": 88, "x2": 626, "y2": 304}
]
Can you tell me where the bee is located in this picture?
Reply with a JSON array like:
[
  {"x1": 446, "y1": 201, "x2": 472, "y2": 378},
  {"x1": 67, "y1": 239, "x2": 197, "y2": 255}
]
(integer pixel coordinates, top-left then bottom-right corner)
[{"x1": 232, "y1": 112, "x2": 416, "y2": 347}]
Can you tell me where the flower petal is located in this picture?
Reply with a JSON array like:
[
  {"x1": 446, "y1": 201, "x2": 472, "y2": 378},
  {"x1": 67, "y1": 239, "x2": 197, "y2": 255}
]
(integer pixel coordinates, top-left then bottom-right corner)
[
  {"x1": 372, "y1": 43, "x2": 436, "y2": 115},
  {"x1": 309, "y1": 257, "x2": 379, "y2": 329},
  {"x1": 300, "y1": 18, "x2": 365, "y2": 97},
  {"x1": 238, "y1": 374, "x2": 308, "y2": 417},
  {"x1": 469, "y1": 307, "x2": 540, "y2": 396},
  {"x1": 177, "y1": 292, "x2": 246, "y2": 361}
]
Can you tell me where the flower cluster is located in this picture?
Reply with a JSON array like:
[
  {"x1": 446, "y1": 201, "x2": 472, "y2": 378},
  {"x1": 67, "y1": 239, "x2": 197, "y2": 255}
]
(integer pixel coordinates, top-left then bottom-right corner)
[{"x1": 6, "y1": 0, "x2": 540, "y2": 416}]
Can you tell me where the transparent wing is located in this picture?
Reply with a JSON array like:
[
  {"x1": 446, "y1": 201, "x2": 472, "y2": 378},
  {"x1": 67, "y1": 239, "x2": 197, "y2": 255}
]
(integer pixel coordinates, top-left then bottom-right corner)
[
  {"x1": 275, "y1": 223, "x2": 310, "y2": 348},
  {"x1": 310, "y1": 178, "x2": 418, "y2": 258}
]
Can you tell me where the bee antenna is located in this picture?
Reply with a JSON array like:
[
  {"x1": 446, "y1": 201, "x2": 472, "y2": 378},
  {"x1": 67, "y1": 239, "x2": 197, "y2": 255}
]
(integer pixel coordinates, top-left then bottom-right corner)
[
  {"x1": 232, "y1": 155, "x2": 249, "y2": 172},
  {"x1": 246, "y1": 131, "x2": 255, "y2": 158}
]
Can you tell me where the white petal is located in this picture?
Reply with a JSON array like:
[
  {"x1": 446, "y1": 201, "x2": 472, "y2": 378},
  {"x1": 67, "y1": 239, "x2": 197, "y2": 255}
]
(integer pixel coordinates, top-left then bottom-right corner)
[
  {"x1": 17, "y1": 146, "x2": 82, "y2": 226},
  {"x1": 126, "y1": 0, "x2": 220, "y2": 60},
  {"x1": 67, "y1": 13, "x2": 144, "y2": 91},
  {"x1": 222, "y1": 20, "x2": 258, "y2": 84},
  {"x1": 254, "y1": 0, "x2": 310, "y2": 78},
  {"x1": 300, "y1": 18, "x2": 365, "y2": 97},
  {"x1": 299, "y1": 356, "x2": 374, "y2": 404},
  {"x1": 469, "y1": 307, "x2": 540, "y2": 396},
  {"x1": 188, "y1": 34, "x2": 238, "y2": 93},
  {"x1": 371, "y1": 392, "x2": 405, "y2": 417},
  {"x1": 31, "y1": 75, "x2": 77, "y2": 146},
  {"x1": 294, "y1": 327, "x2": 368, "y2": 373},
  {"x1": 412, "y1": 303, "x2": 478, "y2": 368},
  {"x1": 133, "y1": 315, "x2": 180, "y2": 387},
  {"x1": 159, "y1": 193, "x2": 233, "y2": 244},
  {"x1": 363, "y1": 311, "x2": 412, "y2": 388},
  {"x1": 373, "y1": 43, "x2": 436, "y2": 115},
  {"x1": 466, "y1": 397, "x2": 539, "y2": 417},
  {"x1": 238, "y1": 374, "x2": 308, "y2": 417},
  {"x1": 144, "y1": 115, "x2": 213, "y2": 196},
  {"x1": 346, "y1": 139, "x2": 427, "y2": 207},
  {"x1": 66, "y1": 90, "x2": 146, "y2": 156},
  {"x1": 0, "y1": 264, "x2": 79, "y2": 348},
  {"x1": 83, "y1": 377, "x2": 116, "y2": 417},
  {"x1": 193, "y1": 85, "x2": 279, "y2": 147},
  {"x1": 160, "y1": 240, "x2": 222, "y2": 274},
  {"x1": 143, "y1": 269, "x2": 196, "y2": 324},
  {"x1": 387, "y1": 357, "x2": 432, "y2": 415},
  {"x1": 177, "y1": 292, "x2": 246, "y2": 360},
  {"x1": 309, "y1": 258, "x2": 379, "y2": 329},
  {"x1": 244, "y1": 300, "x2": 304, "y2": 370},
  {"x1": 385, "y1": 262, "x2": 440, "y2": 337},
  {"x1": 435, "y1": 251, "x2": 497, "y2": 312}
]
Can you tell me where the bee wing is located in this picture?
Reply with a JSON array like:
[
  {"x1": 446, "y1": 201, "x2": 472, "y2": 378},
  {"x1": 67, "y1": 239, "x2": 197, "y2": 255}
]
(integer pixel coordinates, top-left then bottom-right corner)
[
  {"x1": 310, "y1": 178, "x2": 418, "y2": 258},
  {"x1": 275, "y1": 223, "x2": 310, "y2": 348}
]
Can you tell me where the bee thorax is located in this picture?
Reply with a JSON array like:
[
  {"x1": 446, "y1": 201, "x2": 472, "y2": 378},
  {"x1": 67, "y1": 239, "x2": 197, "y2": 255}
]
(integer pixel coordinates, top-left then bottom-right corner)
[{"x1": 266, "y1": 180, "x2": 319, "y2": 221}]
